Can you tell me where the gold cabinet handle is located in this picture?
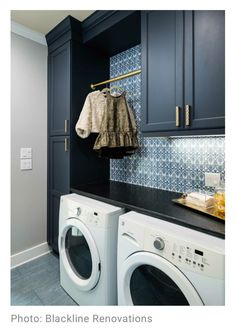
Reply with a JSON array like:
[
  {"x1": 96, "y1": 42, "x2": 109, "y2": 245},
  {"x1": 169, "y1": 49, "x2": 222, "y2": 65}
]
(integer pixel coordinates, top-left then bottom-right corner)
[
  {"x1": 64, "y1": 138, "x2": 68, "y2": 152},
  {"x1": 175, "y1": 106, "x2": 180, "y2": 127},
  {"x1": 64, "y1": 119, "x2": 68, "y2": 133},
  {"x1": 185, "y1": 105, "x2": 190, "y2": 126}
]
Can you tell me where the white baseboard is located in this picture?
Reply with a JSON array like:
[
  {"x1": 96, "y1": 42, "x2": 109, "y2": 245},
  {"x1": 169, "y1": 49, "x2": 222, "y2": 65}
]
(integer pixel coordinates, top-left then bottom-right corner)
[{"x1": 11, "y1": 242, "x2": 52, "y2": 269}]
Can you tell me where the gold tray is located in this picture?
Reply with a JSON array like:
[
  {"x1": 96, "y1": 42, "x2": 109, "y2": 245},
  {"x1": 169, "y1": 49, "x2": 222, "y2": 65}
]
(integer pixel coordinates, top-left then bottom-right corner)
[{"x1": 172, "y1": 197, "x2": 225, "y2": 221}]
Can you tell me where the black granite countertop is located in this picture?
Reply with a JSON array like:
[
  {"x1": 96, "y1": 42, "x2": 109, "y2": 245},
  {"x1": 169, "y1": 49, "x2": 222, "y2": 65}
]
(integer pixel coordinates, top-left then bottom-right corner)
[{"x1": 71, "y1": 181, "x2": 225, "y2": 239}]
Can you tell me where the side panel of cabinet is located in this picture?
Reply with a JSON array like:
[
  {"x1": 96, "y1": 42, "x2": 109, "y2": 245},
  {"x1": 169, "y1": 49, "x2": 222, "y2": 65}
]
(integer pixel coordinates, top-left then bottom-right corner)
[
  {"x1": 141, "y1": 11, "x2": 184, "y2": 132},
  {"x1": 48, "y1": 191, "x2": 61, "y2": 253},
  {"x1": 184, "y1": 11, "x2": 225, "y2": 130},
  {"x1": 48, "y1": 42, "x2": 70, "y2": 136}
]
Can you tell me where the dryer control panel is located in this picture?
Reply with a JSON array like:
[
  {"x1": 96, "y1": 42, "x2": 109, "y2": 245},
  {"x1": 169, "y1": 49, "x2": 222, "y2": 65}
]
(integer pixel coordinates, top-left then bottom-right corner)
[
  {"x1": 144, "y1": 225, "x2": 224, "y2": 280},
  {"x1": 66, "y1": 204, "x2": 103, "y2": 228}
]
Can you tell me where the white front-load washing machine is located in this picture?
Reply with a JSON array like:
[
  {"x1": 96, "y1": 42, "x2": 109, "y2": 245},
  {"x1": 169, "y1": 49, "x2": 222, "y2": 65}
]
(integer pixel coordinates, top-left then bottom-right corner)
[
  {"x1": 118, "y1": 211, "x2": 225, "y2": 306},
  {"x1": 58, "y1": 193, "x2": 124, "y2": 305}
]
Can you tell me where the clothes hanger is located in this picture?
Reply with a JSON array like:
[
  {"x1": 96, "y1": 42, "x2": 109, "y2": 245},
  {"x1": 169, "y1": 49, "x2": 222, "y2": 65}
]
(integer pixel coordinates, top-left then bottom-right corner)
[
  {"x1": 101, "y1": 84, "x2": 124, "y2": 93},
  {"x1": 101, "y1": 87, "x2": 110, "y2": 93},
  {"x1": 109, "y1": 85, "x2": 124, "y2": 94},
  {"x1": 110, "y1": 85, "x2": 129, "y2": 97},
  {"x1": 101, "y1": 84, "x2": 128, "y2": 97}
]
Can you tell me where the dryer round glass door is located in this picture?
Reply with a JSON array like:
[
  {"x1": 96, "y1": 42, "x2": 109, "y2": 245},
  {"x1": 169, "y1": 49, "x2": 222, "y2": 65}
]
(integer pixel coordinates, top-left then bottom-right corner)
[
  {"x1": 119, "y1": 252, "x2": 203, "y2": 306},
  {"x1": 59, "y1": 218, "x2": 100, "y2": 291}
]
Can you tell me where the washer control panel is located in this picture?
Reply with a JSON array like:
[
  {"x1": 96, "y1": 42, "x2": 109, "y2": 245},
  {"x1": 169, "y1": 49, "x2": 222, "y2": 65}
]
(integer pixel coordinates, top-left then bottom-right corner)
[
  {"x1": 171, "y1": 244, "x2": 208, "y2": 272},
  {"x1": 144, "y1": 226, "x2": 224, "y2": 279}
]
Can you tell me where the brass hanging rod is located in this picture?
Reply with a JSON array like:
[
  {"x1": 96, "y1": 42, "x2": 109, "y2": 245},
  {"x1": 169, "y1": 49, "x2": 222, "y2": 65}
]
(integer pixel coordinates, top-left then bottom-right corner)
[{"x1": 90, "y1": 69, "x2": 141, "y2": 90}]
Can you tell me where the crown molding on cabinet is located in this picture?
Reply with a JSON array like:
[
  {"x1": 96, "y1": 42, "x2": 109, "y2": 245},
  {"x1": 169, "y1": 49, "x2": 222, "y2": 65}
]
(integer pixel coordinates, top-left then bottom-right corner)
[
  {"x1": 45, "y1": 11, "x2": 140, "y2": 55},
  {"x1": 82, "y1": 11, "x2": 120, "y2": 41},
  {"x1": 81, "y1": 10, "x2": 141, "y2": 56},
  {"x1": 45, "y1": 15, "x2": 82, "y2": 53},
  {"x1": 81, "y1": 10, "x2": 139, "y2": 43},
  {"x1": 11, "y1": 20, "x2": 47, "y2": 46}
]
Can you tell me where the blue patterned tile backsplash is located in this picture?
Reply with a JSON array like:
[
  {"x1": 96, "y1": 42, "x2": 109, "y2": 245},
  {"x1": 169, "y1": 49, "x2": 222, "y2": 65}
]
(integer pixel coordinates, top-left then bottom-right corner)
[{"x1": 110, "y1": 45, "x2": 225, "y2": 193}]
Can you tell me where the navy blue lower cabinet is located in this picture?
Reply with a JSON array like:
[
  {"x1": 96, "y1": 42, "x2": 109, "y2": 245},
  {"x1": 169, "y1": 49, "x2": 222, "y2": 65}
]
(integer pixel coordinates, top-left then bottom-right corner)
[
  {"x1": 48, "y1": 136, "x2": 70, "y2": 252},
  {"x1": 184, "y1": 11, "x2": 225, "y2": 131},
  {"x1": 141, "y1": 10, "x2": 225, "y2": 136},
  {"x1": 49, "y1": 136, "x2": 70, "y2": 193}
]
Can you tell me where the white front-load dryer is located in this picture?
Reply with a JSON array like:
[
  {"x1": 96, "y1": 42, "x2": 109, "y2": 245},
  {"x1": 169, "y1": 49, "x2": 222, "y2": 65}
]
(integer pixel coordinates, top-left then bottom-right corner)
[
  {"x1": 118, "y1": 211, "x2": 225, "y2": 306},
  {"x1": 58, "y1": 193, "x2": 124, "y2": 305}
]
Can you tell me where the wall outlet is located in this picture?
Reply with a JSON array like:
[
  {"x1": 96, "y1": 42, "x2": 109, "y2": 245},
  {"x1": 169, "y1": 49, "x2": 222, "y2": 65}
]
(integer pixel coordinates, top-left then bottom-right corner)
[
  {"x1": 20, "y1": 159, "x2": 32, "y2": 170},
  {"x1": 205, "y1": 172, "x2": 220, "y2": 188}
]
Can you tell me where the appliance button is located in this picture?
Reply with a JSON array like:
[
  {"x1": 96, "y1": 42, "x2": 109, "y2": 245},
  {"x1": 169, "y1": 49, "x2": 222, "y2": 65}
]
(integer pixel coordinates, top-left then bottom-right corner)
[
  {"x1": 76, "y1": 207, "x2": 81, "y2": 216},
  {"x1": 153, "y1": 237, "x2": 165, "y2": 250}
]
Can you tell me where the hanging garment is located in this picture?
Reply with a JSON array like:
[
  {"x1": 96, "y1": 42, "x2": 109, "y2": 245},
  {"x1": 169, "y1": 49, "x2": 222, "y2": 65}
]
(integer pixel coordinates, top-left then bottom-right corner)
[
  {"x1": 93, "y1": 92, "x2": 139, "y2": 158},
  {"x1": 75, "y1": 91, "x2": 105, "y2": 138}
]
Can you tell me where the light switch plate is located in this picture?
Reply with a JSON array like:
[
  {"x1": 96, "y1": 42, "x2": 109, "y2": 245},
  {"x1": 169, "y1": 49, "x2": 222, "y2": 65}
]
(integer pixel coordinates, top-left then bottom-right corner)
[
  {"x1": 20, "y1": 159, "x2": 32, "y2": 170},
  {"x1": 205, "y1": 172, "x2": 220, "y2": 187},
  {"x1": 20, "y1": 148, "x2": 32, "y2": 159}
]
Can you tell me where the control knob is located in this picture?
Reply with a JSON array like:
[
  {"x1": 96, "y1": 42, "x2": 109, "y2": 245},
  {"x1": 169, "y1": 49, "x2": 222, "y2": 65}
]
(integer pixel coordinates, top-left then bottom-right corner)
[{"x1": 153, "y1": 237, "x2": 165, "y2": 250}]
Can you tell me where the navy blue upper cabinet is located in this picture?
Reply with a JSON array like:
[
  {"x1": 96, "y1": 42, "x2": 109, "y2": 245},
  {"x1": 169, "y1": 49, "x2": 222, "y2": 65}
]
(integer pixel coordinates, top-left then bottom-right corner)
[
  {"x1": 48, "y1": 42, "x2": 70, "y2": 136},
  {"x1": 184, "y1": 11, "x2": 225, "y2": 131},
  {"x1": 141, "y1": 11, "x2": 184, "y2": 133},
  {"x1": 141, "y1": 10, "x2": 225, "y2": 136}
]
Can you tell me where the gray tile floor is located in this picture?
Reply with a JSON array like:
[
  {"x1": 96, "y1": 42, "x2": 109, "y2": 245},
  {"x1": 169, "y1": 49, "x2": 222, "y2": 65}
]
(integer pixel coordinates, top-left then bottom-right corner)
[{"x1": 11, "y1": 252, "x2": 77, "y2": 306}]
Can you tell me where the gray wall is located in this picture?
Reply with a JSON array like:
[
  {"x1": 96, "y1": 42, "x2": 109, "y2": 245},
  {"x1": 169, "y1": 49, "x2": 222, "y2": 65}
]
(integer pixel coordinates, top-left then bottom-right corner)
[{"x1": 11, "y1": 32, "x2": 47, "y2": 255}]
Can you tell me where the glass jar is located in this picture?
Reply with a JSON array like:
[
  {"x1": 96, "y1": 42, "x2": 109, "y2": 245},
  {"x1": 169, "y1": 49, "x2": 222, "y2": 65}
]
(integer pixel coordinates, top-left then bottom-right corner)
[{"x1": 214, "y1": 181, "x2": 225, "y2": 217}]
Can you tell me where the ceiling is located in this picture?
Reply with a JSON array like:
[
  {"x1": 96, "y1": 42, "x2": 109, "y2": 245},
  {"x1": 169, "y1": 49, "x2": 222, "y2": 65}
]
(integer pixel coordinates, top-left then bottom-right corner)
[{"x1": 11, "y1": 10, "x2": 95, "y2": 35}]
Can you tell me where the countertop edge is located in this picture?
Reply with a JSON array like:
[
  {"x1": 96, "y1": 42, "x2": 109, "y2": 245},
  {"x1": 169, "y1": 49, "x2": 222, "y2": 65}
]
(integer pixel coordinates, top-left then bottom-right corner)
[{"x1": 70, "y1": 186, "x2": 225, "y2": 239}]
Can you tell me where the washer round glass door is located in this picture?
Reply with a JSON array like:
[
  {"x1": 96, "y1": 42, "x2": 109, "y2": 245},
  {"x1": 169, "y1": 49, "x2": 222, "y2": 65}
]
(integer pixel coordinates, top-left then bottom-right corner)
[
  {"x1": 119, "y1": 252, "x2": 203, "y2": 305},
  {"x1": 59, "y1": 218, "x2": 100, "y2": 291}
]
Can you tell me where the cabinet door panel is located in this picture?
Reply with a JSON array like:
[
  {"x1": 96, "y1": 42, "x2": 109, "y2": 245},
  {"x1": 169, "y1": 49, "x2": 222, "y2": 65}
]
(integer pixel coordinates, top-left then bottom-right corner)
[
  {"x1": 49, "y1": 136, "x2": 70, "y2": 193},
  {"x1": 48, "y1": 42, "x2": 70, "y2": 136},
  {"x1": 184, "y1": 11, "x2": 225, "y2": 130},
  {"x1": 141, "y1": 11, "x2": 184, "y2": 132}
]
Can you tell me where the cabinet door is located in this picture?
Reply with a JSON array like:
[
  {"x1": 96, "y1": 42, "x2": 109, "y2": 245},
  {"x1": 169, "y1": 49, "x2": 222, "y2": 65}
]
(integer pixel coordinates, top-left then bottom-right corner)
[
  {"x1": 49, "y1": 136, "x2": 70, "y2": 193},
  {"x1": 141, "y1": 11, "x2": 184, "y2": 133},
  {"x1": 184, "y1": 11, "x2": 225, "y2": 130},
  {"x1": 48, "y1": 42, "x2": 70, "y2": 136},
  {"x1": 48, "y1": 136, "x2": 70, "y2": 252}
]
